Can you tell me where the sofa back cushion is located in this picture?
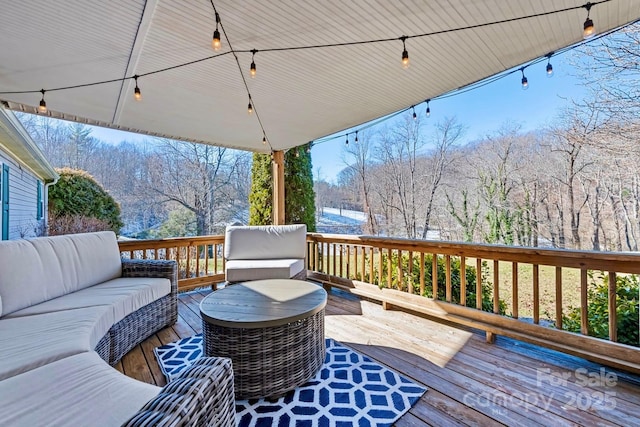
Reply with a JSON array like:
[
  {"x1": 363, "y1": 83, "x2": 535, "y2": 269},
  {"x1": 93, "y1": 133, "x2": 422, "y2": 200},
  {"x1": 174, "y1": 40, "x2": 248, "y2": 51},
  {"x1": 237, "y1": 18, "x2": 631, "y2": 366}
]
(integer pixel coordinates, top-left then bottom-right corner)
[
  {"x1": 224, "y1": 224, "x2": 307, "y2": 260},
  {"x1": 0, "y1": 231, "x2": 122, "y2": 316}
]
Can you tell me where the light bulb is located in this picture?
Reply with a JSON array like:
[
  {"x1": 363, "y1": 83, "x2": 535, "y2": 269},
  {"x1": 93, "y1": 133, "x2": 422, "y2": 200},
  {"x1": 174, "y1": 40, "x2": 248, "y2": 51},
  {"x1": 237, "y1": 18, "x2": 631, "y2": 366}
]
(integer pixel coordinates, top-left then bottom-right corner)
[
  {"x1": 345, "y1": 135, "x2": 349, "y2": 145},
  {"x1": 412, "y1": 107, "x2": 417, "y2": 120},
  {"x1": 546, "y1": 62, "x2": 553, "y2": 77},
  {"x1": 583, "y1": 3, "x2": 595, "y2": 39},
  {"x1": 520, "y1": 69, "x2": 529, "y2": 90},
  {"x1": 355, "y1": 131, "x2": 359, "y2": 143},
  {"x1": 583, "y1": 18, "x2": 595, "y2": 38},
  {"x1": 400, "y1": 36, "x2": 409, "y2": 69},
  {"x1": 250, "y1": 50, "x2": 257, "y2": 78},
  {"x1": 425, "y1": 99, "x2": 431, "y2": 117},
  {"x1": 401, "y1": 49, "x2": 410, "y2": 69},
  {"x1": 212, "y1": 29, "x2": 221, "y2": 50},
  {"x1": 262, "y1": 136, "x2": 267, "y2": 145},
  {"x1": 133, "y1": 76, "x2": 142, "y2": 101},
  {"x1": 38, "y1": 90, "x2": 47, "y2": 113},
  {"x1": 248, "y1": 102, "x2": 253, "y2": 114}
]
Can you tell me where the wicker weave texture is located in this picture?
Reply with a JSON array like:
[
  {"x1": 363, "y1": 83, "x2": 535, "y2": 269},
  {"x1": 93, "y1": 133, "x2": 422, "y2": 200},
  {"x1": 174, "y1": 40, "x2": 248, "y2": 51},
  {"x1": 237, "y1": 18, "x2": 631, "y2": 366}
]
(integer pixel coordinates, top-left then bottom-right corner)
[
  {"x1": 121, "y1": 357, "x2": 235, "y2": 427},
  {"x1": 203, "y1": 308, "x2": 325, "y2": 400},
  {"x1": 104, "y1": 259, "x2": 178, "y2": 365},
  {"x1": 95, "y1": 332, "x2": 111, "y2": 363},
  {"x1": 109, "y1": 294, "x2": 177, "y2": 365}
]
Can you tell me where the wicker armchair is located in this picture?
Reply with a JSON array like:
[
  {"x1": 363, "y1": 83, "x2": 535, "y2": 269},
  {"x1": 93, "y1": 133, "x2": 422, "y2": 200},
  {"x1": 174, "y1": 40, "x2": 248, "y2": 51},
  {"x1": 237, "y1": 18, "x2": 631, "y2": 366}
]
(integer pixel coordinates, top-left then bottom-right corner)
[{"x1": 122, "y1": 357, "x2": 236, "y2": 427}]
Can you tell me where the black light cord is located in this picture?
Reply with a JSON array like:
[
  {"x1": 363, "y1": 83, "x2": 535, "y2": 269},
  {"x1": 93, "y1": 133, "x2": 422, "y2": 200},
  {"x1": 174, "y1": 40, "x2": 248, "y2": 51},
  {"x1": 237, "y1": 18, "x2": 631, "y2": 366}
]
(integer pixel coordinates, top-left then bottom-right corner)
[
  {"x1": 209, "y1": 0, "x2": 273, "y2": 151},
  {"x1": 0, "y1": 0, "x2": 624, "y2": 150}
]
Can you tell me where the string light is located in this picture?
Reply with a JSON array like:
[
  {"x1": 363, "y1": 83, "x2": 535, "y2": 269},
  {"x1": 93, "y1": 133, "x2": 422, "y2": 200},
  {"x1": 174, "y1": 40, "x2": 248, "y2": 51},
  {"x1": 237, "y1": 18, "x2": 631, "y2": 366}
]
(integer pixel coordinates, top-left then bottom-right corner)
[
  {"x1": 262, "y1": 135, "x2": 267, "y2": 145},
  {"x1": 345, "y1": 134, "x2": 349, "y2": 145},
  {"x1": 583, "y1": 3, "x2": 595, "y2": 39},
  {"x1": 133, "y1": 75, "x2": 142, "y2": 101},
  {"x1": 38, "y1": 89, "x2": 47, "y2": 113},
  {"x1": 0, "y1": 1, "x2": 613, "y2": 132},
  {"x1": 250, "y1": 49, "x2": 257, "y2": 78},
  {"x1": 425, "y1": 99, "x2": 431, "y2": 117},
  {"x1": 545, "y1": 53, "x2": 554, "y2": 77},
  {"x1": 247, "y1": 96, "x2": 253, "y2": 114},
  {"x1": 355, "y1": 130, "x2": 358, "y2": 143},
  {"x1": 212, "y1": 12, "x2": 221, "y2": 51},
  {"x1": 400, "y1": 36, "x2": 410, "y2": 69},
  {"x1": 412, "y1": 106, "x2": 417, "y2": 120},
  {"x1": 520, "y1": 68, "x2": 529, "y2": 90}
]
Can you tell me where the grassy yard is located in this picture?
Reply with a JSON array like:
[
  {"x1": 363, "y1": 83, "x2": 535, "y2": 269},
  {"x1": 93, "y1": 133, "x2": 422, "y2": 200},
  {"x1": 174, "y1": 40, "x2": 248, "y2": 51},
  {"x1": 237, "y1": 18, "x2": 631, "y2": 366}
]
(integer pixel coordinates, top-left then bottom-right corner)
[
  {"x1": 482, "y1": 261, "x2": 581, "y2": 322},
  {"x1": 317, "y1": 252, "x2": 582, "y2": 323}
]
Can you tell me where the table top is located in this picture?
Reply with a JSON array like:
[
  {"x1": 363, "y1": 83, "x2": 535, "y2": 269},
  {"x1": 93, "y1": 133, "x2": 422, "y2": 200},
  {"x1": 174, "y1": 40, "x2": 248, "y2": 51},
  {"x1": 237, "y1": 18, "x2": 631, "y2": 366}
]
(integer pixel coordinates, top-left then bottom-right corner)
[{"x1": 200, "y1": 279, "x2": 327, "y2": 328}]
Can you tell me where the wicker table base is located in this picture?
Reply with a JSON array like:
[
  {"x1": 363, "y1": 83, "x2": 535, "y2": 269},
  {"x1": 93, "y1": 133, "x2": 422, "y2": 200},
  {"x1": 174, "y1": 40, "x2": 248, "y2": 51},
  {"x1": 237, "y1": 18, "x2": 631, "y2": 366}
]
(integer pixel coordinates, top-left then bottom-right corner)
[{"x1": 200, "y1": 279, "x2": 327, "y2": 400}]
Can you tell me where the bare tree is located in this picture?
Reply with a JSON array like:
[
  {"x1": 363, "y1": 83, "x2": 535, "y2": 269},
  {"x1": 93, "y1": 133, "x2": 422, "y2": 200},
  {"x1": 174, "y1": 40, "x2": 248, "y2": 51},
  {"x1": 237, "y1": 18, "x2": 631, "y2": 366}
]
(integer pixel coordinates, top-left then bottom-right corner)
[
  {"x1": 420, "y1": 117, "x2": 464, "y2": 239},
  {"x1": 342, "y1": 130, "x2": 378, "y2": 234}
]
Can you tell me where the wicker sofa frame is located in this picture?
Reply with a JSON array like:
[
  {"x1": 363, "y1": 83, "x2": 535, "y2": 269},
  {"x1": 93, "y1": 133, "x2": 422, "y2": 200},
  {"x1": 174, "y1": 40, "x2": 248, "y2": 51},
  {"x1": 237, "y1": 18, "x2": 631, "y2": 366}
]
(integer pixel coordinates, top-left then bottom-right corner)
[
  {"x1": 99, "y1": 258, "x2": 179, "y2": 365},
  {"x1": 122, "y1": 357, "x2": 236, "y2": 427}
]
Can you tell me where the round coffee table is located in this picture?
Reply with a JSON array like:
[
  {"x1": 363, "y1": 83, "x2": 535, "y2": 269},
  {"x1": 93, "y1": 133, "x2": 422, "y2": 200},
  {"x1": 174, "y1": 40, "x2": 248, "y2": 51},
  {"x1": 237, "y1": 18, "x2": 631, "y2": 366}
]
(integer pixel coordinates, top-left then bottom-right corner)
[{"x1": 200, "y1": 279, "x2": 327, "y2": 399}]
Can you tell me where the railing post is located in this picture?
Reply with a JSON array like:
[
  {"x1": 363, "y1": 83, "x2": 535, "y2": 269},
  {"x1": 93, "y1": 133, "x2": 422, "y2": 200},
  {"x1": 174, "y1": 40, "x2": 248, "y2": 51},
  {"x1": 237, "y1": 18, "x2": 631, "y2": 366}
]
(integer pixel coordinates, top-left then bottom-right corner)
[
  {"x1": 608, "y1": 272, "x2": 617, "y2": 342},
  {"x1": 272, "y1": 150, "x2": 285, "y2": 225}
]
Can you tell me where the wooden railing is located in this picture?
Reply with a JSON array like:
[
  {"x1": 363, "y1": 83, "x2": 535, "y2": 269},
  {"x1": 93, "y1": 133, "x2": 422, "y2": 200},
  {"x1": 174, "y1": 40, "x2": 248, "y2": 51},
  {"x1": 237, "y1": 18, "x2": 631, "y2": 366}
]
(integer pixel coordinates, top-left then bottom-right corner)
[
  {"x1": 118, "y1": 236, "x2": 225, "y2": 291},
  {"x1": 118, "y1": 233, "x2": 640, "y2": 373},
  {"x1": 306, "y1": 233, "x2": 640, "y2": 374}
]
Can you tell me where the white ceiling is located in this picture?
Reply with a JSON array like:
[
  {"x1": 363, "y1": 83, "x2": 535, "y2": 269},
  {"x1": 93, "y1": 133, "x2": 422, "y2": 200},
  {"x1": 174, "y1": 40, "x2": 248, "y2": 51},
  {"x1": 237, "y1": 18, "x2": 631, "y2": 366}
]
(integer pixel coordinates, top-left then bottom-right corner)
[{"x1": 0, "y1": 1, "x2": 638, "y2": 153}]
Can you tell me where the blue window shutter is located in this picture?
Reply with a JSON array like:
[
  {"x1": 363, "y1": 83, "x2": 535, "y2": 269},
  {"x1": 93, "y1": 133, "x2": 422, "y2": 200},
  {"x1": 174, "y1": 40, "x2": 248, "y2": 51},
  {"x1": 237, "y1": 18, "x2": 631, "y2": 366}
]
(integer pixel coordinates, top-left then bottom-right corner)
[
  {"x1": 36, "y1": 180, "x2": 43, "y2": 220},
  {"x1": 2, "y1": 165, "x2": 9, "y2": 240}
]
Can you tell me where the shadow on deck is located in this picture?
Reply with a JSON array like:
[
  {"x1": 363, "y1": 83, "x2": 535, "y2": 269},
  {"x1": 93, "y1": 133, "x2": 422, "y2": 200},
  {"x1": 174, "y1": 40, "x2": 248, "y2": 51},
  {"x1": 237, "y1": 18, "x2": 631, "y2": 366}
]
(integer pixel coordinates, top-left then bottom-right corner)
[{"x1": 117, "y1": 286, "x2": 640, "y2": 426}]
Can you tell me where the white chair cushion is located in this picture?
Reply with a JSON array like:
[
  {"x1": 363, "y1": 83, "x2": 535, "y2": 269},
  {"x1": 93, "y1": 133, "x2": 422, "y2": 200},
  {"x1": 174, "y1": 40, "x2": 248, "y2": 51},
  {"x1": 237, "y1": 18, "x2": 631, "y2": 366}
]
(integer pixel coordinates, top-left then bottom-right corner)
[
  {"x1": 0, "y1": 231, "x2": 122, "y2": 316},
  {"x1": 0, "y1": 306, "x2": 114, "y2": 380},
  {"x1": 4, "y1": 277, "x2": 170, "y2": 325},
  {"x1": 224, "y1": 224, "x2": 307, "y2": 260},
  {"x1": 0, "y1": 351, "x2": 160, "y2": 427},
  {"x1": 225, "y1": 258, "x2": 305, "y2": 282}
]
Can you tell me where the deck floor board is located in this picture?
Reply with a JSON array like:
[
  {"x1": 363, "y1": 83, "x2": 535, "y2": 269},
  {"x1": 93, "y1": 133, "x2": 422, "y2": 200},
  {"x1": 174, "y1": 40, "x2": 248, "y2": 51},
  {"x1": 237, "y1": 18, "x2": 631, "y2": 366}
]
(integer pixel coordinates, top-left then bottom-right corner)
[{"x1": 117, "y1": 286, "x2": 640, "y2": 426}]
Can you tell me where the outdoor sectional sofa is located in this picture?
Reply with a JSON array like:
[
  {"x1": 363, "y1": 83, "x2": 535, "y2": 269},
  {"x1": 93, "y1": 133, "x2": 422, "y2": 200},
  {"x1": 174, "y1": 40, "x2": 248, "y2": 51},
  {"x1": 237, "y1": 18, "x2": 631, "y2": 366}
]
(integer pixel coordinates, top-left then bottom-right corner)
[{"x1": 0, "y1": 231, "x2": 235, "y2": 426}]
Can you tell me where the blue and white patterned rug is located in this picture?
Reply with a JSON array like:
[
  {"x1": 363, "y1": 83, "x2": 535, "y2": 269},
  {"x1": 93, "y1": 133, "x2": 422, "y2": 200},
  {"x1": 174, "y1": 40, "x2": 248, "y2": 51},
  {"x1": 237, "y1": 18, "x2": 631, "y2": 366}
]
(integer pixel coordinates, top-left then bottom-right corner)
[{"x1": 155, "y1": 335, "x2": 426, "y2": 426}]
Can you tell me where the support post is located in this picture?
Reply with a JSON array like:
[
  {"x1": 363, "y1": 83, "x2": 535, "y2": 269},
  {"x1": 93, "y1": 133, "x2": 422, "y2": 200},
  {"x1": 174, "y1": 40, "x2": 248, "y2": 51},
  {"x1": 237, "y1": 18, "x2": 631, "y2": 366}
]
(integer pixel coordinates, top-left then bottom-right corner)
[{"x1": 272, "y1": 150, "x2": 285, "y2": 225}]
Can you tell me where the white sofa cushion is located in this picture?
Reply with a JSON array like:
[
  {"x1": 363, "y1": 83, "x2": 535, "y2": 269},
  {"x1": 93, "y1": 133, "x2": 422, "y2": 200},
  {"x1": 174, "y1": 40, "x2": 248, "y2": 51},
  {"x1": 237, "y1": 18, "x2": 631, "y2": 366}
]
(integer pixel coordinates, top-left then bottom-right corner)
[
  {"x1": 224, "y1": 224, "x2": 307, "y2": 260},
  {"x1": 4, "y1": 277, "x2": 170, "y2": 325},
  {"x1": 0, "y1": 306, "x2": 114, "y2": 380},
  {"x1": 0, "y1": 351, "x2": 160, "y2": 427},
  {"x1": 0, "y1": 231, "x2": 122, "y2": 316},
  {"x1": 225, "y1": 258, "x2": 305, "y2": 282}
]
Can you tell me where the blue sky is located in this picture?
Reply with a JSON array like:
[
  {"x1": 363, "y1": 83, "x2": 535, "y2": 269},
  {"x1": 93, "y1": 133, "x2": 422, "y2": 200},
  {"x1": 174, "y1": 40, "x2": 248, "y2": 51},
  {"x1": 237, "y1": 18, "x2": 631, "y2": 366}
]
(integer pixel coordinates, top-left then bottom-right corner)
[{"x1": 89, "y1": 52, "x2": 588, "y2": 183}]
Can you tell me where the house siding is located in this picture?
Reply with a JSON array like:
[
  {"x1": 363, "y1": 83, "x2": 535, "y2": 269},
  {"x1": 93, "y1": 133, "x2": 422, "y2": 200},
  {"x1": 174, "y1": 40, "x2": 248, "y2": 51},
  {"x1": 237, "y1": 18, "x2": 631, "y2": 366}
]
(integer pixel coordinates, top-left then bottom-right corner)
[{"x1": 0, "y1": 151, "x2": 46, "y2": 239}]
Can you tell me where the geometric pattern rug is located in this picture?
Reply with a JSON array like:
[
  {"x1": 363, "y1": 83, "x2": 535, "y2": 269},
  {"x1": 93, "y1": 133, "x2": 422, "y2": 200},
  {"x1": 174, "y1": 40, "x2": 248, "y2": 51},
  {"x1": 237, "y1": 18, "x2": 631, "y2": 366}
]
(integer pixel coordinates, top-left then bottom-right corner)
[{"x1": 155, "y1": 335, "x2": 427, "y2": 427}]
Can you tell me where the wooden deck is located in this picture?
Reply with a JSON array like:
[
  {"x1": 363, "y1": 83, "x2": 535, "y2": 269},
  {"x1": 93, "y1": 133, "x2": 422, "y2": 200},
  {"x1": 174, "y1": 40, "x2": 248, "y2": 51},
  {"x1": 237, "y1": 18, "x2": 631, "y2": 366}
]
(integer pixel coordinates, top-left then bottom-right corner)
[{"x1": 118, "y1": 287, "x2": 640, "y2": 426}]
